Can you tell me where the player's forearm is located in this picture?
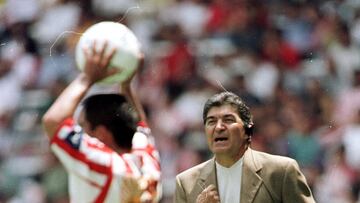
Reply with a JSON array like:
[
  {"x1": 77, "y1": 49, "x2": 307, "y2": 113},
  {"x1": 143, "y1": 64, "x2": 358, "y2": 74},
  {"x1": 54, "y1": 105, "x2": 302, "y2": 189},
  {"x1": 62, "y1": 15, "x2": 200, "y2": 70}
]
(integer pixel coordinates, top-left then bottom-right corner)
[
  {"x1": 42, "y1": 74, "x2": 94, "y2": 137},
  {"x1": 121, "y1": 83, "x2": 147, "y2": 123}
]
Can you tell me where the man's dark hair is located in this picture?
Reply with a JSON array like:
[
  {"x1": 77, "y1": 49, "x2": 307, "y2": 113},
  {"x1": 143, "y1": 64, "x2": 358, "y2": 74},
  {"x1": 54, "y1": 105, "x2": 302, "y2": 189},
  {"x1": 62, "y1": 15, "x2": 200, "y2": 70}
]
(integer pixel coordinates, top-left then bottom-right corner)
[
  {"x1": 82, "y1": 94, "x2": 137, "y2": 149},
  {"x1": 203, "y1": 92, "x2": 253, "y2": 136}
]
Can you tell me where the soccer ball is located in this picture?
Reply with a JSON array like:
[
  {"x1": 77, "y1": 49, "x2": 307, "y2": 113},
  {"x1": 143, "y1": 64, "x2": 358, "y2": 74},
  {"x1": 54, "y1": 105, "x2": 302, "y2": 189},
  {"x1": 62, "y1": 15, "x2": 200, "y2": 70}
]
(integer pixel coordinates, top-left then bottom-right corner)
[{"x1": 75, "y1": 21, "x2": 141, "y2": 83}]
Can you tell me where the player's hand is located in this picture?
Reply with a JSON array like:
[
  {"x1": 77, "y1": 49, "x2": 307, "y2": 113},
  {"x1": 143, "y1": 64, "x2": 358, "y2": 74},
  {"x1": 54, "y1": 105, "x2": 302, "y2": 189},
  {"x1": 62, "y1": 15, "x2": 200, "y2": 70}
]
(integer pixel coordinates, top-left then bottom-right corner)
[
  {"x1": 196, "y1": 184, "x2": 220, "y2": 203},
  {"x1": 120, "y1": 175, "x2": 142, "y2": 203},
  {"x1": 120, "y1": 176, "x2": 157, "y2": 203},
  {"x1": 82, "y1": 41, "x2": 117, "y2": 84}
]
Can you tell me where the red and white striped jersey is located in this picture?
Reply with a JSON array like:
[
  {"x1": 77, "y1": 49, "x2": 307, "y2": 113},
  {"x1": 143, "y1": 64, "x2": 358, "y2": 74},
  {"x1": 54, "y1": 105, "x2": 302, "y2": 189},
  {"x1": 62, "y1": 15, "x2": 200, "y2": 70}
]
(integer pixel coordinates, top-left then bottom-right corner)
[{"x1": 50, "y1": 118, "x2": 161, "y2": 203}]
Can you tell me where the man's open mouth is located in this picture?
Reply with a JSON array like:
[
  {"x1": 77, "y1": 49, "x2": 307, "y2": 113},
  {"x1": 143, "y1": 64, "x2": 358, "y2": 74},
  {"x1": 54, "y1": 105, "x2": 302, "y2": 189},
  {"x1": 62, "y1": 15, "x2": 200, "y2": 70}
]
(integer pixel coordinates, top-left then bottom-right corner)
[{"x1": 214, "y1": 137, "x2": 228, "y2": 142}]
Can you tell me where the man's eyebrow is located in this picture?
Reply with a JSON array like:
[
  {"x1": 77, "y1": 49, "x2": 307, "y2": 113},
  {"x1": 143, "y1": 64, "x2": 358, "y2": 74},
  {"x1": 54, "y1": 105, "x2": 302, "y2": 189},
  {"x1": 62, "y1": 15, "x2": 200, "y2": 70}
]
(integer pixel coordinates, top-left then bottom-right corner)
[
  {"x1": 223, "y1": 114, "x2": 236, "y2": 118},
  {"x1": 206, "y1": 114, "x2": 235, "y2": 120},
  {"x1": 205, "y1": 116, "x2": 216, "y2": 122}
]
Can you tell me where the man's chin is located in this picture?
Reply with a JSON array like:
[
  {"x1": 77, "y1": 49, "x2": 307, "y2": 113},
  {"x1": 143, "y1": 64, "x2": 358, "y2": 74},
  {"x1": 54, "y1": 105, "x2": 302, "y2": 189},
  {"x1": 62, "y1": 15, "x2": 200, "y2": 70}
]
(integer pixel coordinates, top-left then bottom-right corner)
[{"x1": 211, "y1": 146, "x2": 230, "y2": 154}]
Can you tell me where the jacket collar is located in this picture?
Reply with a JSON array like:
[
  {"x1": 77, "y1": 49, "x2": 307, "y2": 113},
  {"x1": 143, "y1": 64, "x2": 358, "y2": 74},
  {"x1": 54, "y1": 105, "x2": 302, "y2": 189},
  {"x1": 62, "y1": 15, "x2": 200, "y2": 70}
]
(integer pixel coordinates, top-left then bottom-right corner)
[
  {"x1": 198, "y1": 158, "x2": 217, "y2": 189},
  {"x1": 194, "y1": 148, "x2": 264, "y2": 203},
  {"x1": 189, "y1": 159, "x2": 217, "y2": 201},
  {"x1": 240, "y1": 148, "x2": 263, "y2": 203}
]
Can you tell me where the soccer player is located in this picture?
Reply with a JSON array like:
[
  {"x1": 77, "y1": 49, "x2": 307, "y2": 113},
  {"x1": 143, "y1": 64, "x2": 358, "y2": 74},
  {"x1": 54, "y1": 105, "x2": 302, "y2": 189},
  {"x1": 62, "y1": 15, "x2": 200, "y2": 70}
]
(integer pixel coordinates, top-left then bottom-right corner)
[{"x1": 42, "y1": 42, "x2": 161, "y2": 202}]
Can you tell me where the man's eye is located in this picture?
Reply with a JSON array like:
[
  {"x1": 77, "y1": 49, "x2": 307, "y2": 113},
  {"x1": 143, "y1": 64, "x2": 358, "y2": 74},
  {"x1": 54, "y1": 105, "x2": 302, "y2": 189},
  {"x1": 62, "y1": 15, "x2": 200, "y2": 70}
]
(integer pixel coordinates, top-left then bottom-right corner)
[
  {"x1": 206, "y1": 120, "x2": 216, "y2": 125},
  {"x1": 224, "y1": 119, "x2": 235, "y2": 123}
]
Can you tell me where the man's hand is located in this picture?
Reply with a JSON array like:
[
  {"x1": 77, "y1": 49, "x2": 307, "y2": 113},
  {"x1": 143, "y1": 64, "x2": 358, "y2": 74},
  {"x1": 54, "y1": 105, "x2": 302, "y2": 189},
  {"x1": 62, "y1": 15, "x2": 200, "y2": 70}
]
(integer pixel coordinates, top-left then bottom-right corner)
[
  {"x1": 196, "y1": 184, "x2": 220, "y2": 203},
  {"x1": 120, "y1": 175, "x2": 142, "y2": 203},
  {"x1": 82, "y1": 41, "x2": 117, "y2": 84},
  {"x1": 120, "y1": 176, "x2": 158, "y2": 203}
]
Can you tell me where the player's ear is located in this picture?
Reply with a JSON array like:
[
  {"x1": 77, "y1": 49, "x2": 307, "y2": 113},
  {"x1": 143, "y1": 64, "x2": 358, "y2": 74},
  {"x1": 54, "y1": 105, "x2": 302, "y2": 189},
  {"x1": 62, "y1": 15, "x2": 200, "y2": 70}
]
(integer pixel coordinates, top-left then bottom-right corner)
[{"x1": 93, "y1": 125, "x2": 111, "y2": 142}]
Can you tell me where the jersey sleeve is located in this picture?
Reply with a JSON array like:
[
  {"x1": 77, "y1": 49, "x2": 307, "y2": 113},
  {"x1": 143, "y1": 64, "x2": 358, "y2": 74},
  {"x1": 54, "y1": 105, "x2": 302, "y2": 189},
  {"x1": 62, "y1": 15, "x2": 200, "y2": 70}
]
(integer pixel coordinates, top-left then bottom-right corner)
[
  {"x1": 50, "y1": 118, "x2": 113, "y2": 175},
  {"x1": 132, "y1": 121, "x2": 162, "y2": 202},
  {"x1": 50, "y1": 118, "x2": 84, "y2": 153},
  {"x1": 132, "y1": 121, "x2": 154, "y2": 148},
  {"x1": 132, "y1": 121, "x2": 160, "y2": 170}
]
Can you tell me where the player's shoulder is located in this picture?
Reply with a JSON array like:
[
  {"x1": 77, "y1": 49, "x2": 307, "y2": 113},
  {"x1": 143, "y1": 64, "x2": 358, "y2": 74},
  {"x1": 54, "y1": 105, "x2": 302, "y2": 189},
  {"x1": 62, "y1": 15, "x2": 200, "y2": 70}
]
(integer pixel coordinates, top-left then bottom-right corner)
[{"x1": 136, "y1": 121, "x2": 151, "y2": 136}]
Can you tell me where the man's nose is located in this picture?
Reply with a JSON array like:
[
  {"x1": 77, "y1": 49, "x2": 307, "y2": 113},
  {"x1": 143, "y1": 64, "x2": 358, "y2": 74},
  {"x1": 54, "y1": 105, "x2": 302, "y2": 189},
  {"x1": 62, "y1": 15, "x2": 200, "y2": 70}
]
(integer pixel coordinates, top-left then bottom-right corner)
[{"x1": 215, "y1": 120, "x2": 225, "y2": 131}]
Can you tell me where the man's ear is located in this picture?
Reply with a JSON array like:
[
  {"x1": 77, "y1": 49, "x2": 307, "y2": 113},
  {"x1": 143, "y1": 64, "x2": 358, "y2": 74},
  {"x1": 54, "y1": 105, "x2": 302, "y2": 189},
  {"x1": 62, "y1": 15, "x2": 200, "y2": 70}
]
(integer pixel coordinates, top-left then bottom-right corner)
[
  {"x1": 244, "y1": 123, "x2": 254, "y2": 136},
  {"x1": 93, "y1": 125, "x2": 112, "y2": 142}
]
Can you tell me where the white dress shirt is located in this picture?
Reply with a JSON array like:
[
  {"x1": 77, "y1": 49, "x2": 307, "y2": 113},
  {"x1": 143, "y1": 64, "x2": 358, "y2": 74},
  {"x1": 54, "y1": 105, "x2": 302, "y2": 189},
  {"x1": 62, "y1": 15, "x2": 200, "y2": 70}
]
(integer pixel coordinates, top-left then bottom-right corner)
[{"x1": 216, "y1": 157, "x2": 243, "y2": 203}]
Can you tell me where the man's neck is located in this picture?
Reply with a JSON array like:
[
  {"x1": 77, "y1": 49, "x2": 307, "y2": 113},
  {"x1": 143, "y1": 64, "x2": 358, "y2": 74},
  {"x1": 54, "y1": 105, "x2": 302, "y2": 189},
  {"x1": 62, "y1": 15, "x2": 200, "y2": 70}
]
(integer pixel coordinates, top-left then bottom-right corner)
[
  {"x1": 215, "y1": 147, "x2": 247, "y2": 168},
  {"x1": 117, "y1": 146, "x2": 132, "y2": 154},
  {"x1": 215, "y1": 155, "x2": 241, "y2": 168},
  {"x1": 107, "y1": 142, "x2": 131, "y2": 154}
]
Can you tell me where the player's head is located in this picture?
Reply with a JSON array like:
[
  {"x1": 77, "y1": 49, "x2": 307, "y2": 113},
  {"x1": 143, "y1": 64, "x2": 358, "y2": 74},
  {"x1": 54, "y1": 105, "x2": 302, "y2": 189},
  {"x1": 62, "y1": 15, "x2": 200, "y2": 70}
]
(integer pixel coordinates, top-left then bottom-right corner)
[
  {"x1": 81, "y1": 94, "x2": 137, "y2": 150},
  {"x1": 203, "y1": 92, "x2": 253, "y2": 138}
]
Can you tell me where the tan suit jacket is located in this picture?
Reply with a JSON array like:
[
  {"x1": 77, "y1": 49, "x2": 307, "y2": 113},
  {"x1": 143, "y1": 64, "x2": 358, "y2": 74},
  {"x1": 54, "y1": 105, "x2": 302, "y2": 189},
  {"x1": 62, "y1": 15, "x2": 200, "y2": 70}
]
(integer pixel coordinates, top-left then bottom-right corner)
[{"x1": 174, "y1": 148, "x2": 315, "y2": 203}]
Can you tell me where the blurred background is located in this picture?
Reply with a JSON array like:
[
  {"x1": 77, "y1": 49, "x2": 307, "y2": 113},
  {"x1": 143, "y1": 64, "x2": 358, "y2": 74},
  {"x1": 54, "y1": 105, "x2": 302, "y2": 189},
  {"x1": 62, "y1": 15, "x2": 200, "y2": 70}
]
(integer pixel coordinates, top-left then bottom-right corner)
[{"x1": 1, "y1": 0, "x2": 360, "y2": 202}]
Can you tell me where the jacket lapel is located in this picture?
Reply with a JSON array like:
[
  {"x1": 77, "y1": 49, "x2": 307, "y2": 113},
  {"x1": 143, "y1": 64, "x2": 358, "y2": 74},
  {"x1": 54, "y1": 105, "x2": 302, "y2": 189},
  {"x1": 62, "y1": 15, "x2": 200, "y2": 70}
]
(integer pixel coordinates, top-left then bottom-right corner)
[
  {"x1": 240, "y1": 148, "x2": 263, "y2": 203},
  {"x1": 191, "y1": 158, "x2": 218, "y2": 200}
]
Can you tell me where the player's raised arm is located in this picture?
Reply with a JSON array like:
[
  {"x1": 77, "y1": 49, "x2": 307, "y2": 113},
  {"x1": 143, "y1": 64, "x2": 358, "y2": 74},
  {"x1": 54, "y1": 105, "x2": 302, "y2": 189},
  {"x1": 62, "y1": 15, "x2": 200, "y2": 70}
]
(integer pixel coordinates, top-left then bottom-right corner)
[
  {"x1": 120, "y1": 53, "x2": 147, "y2": 123},
  {"x1": 42, "y1": 42, "x2": 116, "y2": 138},
  {"x1": 120, "y1": 53, "x2": 162, "y2": 203}
]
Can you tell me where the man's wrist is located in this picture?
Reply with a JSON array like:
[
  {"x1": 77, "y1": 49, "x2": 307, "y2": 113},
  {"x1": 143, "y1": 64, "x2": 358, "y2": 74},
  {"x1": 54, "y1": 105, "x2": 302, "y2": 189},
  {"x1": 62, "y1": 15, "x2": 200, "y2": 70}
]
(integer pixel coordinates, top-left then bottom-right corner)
[{"x1": 77, "y1": 73, "x2": 96, "y2": 86}]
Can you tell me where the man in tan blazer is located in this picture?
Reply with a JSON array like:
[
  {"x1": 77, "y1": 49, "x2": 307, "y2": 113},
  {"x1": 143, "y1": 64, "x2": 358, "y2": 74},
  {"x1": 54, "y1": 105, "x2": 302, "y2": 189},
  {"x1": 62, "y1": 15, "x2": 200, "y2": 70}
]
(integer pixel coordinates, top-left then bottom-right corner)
[{"x1": 175, "y1": 92, "x2": 315, "y2": 203}]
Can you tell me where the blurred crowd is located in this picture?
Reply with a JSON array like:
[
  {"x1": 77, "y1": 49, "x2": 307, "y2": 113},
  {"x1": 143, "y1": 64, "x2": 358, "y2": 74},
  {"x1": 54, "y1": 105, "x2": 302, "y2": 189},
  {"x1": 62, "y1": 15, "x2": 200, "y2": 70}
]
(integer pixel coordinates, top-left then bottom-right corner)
[{"x1": 1, "y1": 0, "x2": 360, "y2": 202}]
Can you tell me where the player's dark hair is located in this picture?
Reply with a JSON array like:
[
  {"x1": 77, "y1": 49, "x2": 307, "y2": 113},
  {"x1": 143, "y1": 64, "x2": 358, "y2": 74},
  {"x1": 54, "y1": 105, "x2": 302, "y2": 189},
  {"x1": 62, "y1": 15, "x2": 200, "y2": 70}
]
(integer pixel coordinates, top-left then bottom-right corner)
[
  {"x1": 203, "y1": 92, "x2": 254, "y2": 137},
  {"x1": 82, "y1": 94, "x2": 137, "y2": 149}
]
